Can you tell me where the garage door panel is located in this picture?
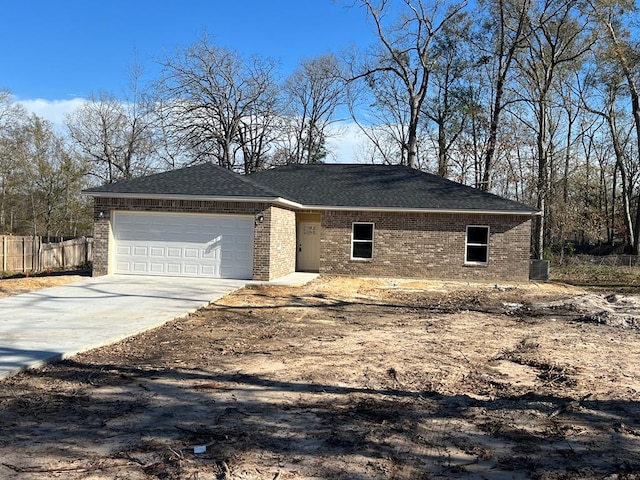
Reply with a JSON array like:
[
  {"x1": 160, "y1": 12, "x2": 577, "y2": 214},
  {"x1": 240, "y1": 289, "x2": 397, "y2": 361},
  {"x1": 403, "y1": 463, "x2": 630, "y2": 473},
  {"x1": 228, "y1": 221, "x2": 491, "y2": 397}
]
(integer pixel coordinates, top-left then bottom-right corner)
[
  {"x1": 166, "y1": 263, "x2": 181, "y2": 274},
  {"x1": 116, "y1": 261, "x2": 131, "y2": 272},
  {"x1": 113, "y1": 212, "x2": 254, "y2": 279},
  {"x1": 149, "y1": 263, "x2": 165, "y2": 273},
  {"x1": 183, "y1": 264, "x2": 198, "y2": 275},
  {"x1": 132, "y1": 262, "x2": 148, "y2": 273},
  {"x1": 201, "y1": 265, "x2": 216, "y2": 275}
]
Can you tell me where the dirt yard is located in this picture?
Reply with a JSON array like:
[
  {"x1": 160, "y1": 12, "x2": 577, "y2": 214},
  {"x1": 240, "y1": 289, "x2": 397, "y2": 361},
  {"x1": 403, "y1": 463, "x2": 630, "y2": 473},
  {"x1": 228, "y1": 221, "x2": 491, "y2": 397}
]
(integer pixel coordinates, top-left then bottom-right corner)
[
  {"x1": 0, "y1": 274, "x2": 85, "y2": 298},
  {"x1": 1, "y1": 276, "x2": 639, "y2": 479}
]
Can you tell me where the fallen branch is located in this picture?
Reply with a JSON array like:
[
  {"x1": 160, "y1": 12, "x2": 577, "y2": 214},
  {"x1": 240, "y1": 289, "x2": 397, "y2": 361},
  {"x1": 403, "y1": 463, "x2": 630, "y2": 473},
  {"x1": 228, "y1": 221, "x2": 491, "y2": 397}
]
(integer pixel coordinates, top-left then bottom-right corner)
[
  {"x1": 221, "y1": 460, "x2": 232, "y2": 479},
  {"x1": 614, "y1": 422, "x2": 640, "y2": 437},
  {"x1": 2, "y1": 460, "x2": 130, "y2": 473},
  {"x1": 548, "y1": 393, "x2": 592, "y2": 418}
]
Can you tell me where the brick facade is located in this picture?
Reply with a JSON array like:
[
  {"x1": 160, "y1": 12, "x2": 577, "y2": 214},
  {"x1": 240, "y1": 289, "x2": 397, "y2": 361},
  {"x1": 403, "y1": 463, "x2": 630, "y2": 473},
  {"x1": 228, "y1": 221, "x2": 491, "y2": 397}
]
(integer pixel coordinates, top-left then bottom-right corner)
[
  {"x1": 319, "y1": 210, "x2": 532, "y2": 282},
  {"x1": 91, "y1": 197, "x2": 532, "y2": 282},
  {"x1": 91, "y1": 197, "x2": 296, "y2": 281},
  {"x1": 268, "y1": 206, "x2": 297, "y2": 280}
]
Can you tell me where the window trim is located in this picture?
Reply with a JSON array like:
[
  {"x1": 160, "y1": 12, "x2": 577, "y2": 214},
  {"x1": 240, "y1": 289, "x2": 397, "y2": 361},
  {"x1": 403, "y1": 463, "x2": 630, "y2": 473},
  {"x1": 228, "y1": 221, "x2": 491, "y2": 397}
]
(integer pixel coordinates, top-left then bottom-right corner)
[
  {"x1": 351, "y1": 222, "x2": 374, "y2": 260},
  {"x1": 465, "y1": 225, "x2": 490, "y2": 265}
]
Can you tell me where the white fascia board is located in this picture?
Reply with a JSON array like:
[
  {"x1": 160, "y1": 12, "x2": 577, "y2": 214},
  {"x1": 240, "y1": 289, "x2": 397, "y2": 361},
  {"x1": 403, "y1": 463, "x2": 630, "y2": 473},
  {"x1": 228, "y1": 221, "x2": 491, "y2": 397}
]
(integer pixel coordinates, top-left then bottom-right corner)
[
  {"x1": 308, "y1": 205, "x2": 540, "y2": 216},
  {"x1": 82, "y1": 191, "x2": 538, "y2": 216}
]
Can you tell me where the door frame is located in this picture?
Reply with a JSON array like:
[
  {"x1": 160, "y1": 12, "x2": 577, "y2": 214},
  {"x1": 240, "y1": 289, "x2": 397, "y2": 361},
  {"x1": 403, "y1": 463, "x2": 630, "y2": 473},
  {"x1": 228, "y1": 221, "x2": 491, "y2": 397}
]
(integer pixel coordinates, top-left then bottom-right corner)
[{"x1": 296, "y1": 214, "x2": 321, "y2": 272}]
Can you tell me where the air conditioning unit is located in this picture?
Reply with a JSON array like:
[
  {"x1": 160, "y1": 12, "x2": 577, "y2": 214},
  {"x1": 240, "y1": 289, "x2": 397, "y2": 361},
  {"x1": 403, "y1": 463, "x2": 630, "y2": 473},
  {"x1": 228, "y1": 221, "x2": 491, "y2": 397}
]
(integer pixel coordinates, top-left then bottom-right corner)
[{"x1": 529, "y1": 259, "x2": 550, "y2": 281}]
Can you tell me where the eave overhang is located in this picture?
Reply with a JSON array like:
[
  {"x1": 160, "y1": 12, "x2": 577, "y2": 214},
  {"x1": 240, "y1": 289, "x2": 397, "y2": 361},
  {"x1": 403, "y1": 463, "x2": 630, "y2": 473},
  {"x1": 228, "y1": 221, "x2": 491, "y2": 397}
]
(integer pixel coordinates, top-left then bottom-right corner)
[{"x1": 82, "y1": 191, "x2": 540, "y2": 217}]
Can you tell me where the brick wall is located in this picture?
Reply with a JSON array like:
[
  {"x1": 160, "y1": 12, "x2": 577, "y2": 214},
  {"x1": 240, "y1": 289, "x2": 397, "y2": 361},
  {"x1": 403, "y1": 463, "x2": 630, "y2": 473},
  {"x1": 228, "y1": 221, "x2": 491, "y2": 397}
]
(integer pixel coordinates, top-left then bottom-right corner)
[
  {"x1": 268, "y1": 206, "x2": 297, "y2": 280},
  {"x1": 320, "y1": 211, "x2": 532, "y2": 282},
  {"x1": 250, "y1": 205, "x2": 296, "y2": 280},
  {"x1": 91, "y1": 197, "x2": 278, "y2": 280},
  {"x1": 92, "y1": 213, "x2": 110, "y2": 276},
  {"x1": 91, "y1": 197, "x2": 532, "y2": 282}
]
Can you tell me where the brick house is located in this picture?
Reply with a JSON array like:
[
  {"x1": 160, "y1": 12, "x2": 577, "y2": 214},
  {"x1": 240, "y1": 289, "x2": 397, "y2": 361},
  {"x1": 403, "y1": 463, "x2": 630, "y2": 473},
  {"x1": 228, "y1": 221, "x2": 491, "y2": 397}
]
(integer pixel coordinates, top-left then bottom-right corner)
[{"x1": 83, "y1": 163, "x2": 538, "y2": 282}]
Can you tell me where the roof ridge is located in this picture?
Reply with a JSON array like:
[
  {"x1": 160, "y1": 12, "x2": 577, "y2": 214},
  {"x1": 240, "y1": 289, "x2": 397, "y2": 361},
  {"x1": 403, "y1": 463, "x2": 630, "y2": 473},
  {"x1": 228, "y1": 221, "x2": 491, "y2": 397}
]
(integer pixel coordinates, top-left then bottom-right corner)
[
  {"x1": 163, "y1": 163, "x2": 284, "y2": 198},
  {"x1": 225, "y1": 166, "x2": 289, "y2": 198},
  {"x1": 197, "y1": 163, "x2": 294, "y2": 199}
]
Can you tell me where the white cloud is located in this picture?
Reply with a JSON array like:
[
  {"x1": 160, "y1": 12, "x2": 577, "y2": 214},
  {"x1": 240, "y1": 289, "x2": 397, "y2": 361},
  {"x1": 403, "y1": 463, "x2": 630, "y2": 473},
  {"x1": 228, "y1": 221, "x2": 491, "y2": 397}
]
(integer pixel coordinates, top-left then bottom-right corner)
[
  {"x1": 327, "y1": 121, "x2": 367, "y2": 164},
  {"x1": 14, "y1": 98, "x2": 370, "y2": 164},
  {"x1": 15, "y1": 98, "x2": 86, "y2": 131}
]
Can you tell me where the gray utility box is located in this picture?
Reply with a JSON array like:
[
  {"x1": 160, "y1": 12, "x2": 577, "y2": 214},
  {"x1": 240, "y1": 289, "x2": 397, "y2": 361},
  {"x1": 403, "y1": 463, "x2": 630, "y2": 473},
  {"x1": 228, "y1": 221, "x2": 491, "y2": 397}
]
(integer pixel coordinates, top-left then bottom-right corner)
[{"x1": 529, "y1": 259, "x2": 550, "y2": 281}]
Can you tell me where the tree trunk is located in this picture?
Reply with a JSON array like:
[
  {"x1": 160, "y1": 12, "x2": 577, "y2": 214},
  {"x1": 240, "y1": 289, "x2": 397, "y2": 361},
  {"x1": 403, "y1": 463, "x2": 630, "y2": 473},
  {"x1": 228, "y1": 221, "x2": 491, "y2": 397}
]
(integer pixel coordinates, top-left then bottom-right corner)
[
  {"x1": 437, "y1": 118, "x2": 448, "y2": 177},
  {"x1": 603, "y1": 18, "x2": 640, "y2": 253},
  {"x1": 533, "y1": 102, "x2": 548, "y2": 259},
  {"x1": 481, "y1": 0, "x2": 530, "y2": 191},
  {"x1": 608, "y1": 116, "x2": 634, "y2": 247},
  {"x1": 610, "y1": 163, "x2": 617, "y2": 246},
  {"x1": 629, "y1": 85, "x2": 640, "y2": 254},
  {"x1": 481, "y1": 85, "x2": 503, "y2": 191},
  {"x1": 407, "y1": 97, "x2": 420, "y2": 169}
]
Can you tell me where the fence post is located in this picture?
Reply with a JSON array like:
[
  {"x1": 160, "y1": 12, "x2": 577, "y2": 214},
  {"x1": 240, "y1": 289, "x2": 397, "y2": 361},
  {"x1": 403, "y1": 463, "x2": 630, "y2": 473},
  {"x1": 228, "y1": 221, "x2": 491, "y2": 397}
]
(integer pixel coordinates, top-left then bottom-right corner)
[
  {"x1": 35, "y1": 237, "x2": 40, "y2": 272},
  {"x1": 2, "y1": 236, "x2": 5, "y2": 272}
]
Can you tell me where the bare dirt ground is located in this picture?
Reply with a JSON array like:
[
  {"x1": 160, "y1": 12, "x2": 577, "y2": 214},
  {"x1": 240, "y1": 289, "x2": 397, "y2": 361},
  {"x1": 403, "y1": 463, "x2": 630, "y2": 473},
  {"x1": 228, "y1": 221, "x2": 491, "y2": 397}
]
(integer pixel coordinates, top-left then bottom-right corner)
[
  {"x1": 1, "y1": 276, "x2": 639, "y2": 479},
  {"x1": 0, "y1": 274, "x2": 85, "y2": 298}
]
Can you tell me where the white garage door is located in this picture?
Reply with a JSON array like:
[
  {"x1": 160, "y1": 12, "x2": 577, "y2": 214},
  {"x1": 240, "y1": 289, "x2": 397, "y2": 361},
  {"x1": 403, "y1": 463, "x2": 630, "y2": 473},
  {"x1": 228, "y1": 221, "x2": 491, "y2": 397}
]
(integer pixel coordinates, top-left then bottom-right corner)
[{"x1": 112, "y1": 212, "x2": 254, "y2": 279}]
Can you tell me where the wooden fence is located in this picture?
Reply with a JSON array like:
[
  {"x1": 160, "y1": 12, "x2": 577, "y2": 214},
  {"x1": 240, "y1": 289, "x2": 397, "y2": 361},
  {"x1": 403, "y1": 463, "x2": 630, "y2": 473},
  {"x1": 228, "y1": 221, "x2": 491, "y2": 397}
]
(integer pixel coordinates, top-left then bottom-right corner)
[{"x1": 0, "y1": 236, "x2": 93, "y2": 273}]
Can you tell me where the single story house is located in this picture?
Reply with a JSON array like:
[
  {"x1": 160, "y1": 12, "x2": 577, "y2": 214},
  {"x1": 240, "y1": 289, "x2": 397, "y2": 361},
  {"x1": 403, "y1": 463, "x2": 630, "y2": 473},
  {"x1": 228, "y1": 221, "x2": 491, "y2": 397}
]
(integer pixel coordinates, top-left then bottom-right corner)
[{"x1": 82, "y1": 163, "x2": 538, "y2": 282}]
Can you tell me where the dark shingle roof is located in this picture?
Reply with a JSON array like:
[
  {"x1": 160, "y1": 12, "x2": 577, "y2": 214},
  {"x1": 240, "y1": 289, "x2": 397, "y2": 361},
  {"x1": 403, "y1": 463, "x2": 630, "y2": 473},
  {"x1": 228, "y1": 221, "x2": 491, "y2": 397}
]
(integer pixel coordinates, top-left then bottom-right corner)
[
  {"x1": 82, "y1": 163, "x2": 279, "y2": 198},
  {"x1": 84, "y1": 162, "x2": 536, "y2": 214},
  {"x1": 249, "y1": 164, "x2": 536, "y2": 213}
]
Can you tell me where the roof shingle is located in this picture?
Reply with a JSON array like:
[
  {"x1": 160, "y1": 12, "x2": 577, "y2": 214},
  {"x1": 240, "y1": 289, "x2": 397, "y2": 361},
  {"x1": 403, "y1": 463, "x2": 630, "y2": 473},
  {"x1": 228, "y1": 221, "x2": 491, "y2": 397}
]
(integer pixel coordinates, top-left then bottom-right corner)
[
  {"x1": 82, "y1": 163, "x2": 279, "y2": 198},
  {"x1": 83, "y1": 163, "x2": 536, "y2": 214},
  {"x1": 249, "y1": 164, "x2": 536, "y2": 213}
]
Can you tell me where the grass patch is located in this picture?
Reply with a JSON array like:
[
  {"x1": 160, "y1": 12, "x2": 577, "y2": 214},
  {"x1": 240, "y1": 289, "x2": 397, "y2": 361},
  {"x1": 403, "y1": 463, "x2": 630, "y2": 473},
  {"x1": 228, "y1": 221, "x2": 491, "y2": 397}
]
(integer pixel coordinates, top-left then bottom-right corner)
[{"x1": 551, "y1": 264, "x2": 640, "y2": 288}]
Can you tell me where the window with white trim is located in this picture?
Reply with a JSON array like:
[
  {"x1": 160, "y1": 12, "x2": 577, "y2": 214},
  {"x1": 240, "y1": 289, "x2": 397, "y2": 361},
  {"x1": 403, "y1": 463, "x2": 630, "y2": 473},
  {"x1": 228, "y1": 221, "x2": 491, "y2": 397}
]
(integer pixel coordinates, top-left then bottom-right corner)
[
  {"x1": 465, "y1": 226, "x2": 489, "y2": 264},
  {"x1": 352, "y1": 222, "x2": 374, "y2": 260}
]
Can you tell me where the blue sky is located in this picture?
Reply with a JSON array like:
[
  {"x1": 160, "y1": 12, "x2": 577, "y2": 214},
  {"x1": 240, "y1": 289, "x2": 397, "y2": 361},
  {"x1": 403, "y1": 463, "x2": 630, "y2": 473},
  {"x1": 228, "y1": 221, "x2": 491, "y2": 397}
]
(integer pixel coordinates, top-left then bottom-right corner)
[{"x1": 1, "y1": 0, "x2": 376, "y2": 101}]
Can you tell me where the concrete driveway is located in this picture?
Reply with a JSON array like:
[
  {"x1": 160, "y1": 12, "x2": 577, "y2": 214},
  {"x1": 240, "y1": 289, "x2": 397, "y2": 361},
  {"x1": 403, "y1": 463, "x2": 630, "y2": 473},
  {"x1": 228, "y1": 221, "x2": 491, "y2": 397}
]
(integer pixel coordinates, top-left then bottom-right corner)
[{"x1": 0, "y1": 275, "x2": 248, "y2": 380}]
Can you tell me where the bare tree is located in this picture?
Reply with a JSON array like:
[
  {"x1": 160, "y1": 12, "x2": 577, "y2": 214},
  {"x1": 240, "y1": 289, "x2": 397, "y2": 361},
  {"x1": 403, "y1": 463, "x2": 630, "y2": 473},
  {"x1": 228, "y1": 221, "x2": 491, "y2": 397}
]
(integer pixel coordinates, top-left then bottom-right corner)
[
  {"x1": 281, "y1": 54, "x2": 345, "y2": 164},
  {"x1": 0, "y1": 91, "x2": 29, "y2": 233},
  {"x1": 347, "y1": 68, "x2": 420, "y2": 165},
  {"x1": 579, "y1": 65, "x2": 636, "y2": 248},
  {"x1": 236, "y1": 57, "x2": 283, "y2": 173},
  {"x1": 552, "y1": 75, "x2": 591, "y2": 258},
  {"x1": 17, "y1": 116, "x2": 88, "y2": 239},
  {"x1": 586, "y1": 0, "x2": 640, "y2": 253},
  {"x1": 516, "y1": 0, "x2": 593, "y2": 258},
  {"x1": 348, "y1": 0, "x2": 468, "y2": 169},
  {"x1": 476, "y1": 0, "x2": 531, "y2": 190},
  {"x1": 423, "y1": 14, "x2": 473, "y2": 177},
  {"x1": 66, "y1": 89, "x2": 156, "y2": 184},
  {"x1": 158, "y1": 36, "x2": 281, "y2": 173}
]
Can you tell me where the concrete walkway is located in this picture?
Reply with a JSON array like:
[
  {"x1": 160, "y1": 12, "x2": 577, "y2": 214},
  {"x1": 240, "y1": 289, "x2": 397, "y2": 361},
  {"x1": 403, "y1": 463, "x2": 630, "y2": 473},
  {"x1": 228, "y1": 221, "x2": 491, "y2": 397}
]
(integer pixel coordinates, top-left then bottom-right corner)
[{"x1": 0, "y1": 272, "x2": 318, "y2": 380}]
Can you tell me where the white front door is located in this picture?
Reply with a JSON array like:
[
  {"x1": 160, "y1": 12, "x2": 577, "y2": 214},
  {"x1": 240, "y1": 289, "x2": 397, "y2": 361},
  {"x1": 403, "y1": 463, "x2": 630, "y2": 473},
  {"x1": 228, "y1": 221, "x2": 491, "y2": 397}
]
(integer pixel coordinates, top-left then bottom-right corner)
[
  {"x1": 112, "y1": 212, "x2": 254, "y2": 279},
  {"x1": 297, "y1": 222, "x2": 321, "y2": 272}
]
